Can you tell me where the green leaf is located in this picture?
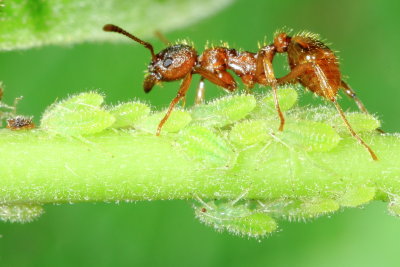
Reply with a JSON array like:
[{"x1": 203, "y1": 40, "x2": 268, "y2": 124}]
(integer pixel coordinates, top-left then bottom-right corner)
[{"x1": 0, "y1": 0, "x2": 233, "y2": 50}]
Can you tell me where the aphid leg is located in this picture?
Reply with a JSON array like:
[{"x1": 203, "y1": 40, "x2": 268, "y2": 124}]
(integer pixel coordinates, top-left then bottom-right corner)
[
  {"x1": 340, "y1": 81, "x2": 369, "y2": 114},
  {"x1": 332, "y1": 100, "x2": 378, "y2": 160},
  {"x1": 257, "y1": 46, "x2": 285, "y2": 131},
  {"x1": 156, "y1": 72, "x2": 192, "y2": 136},
  {"x1": 229, "y1": 189, "x2": 250, "y2": 206},
  {"x1": 194, "y1": 67, "x2": 237, "y2": 92},
  {"x1": 195, "y1": 77, "x2": 206, "y2": 105},
  {"x1": 154, "y1": 30, "x2": 171, "y2": 46}
]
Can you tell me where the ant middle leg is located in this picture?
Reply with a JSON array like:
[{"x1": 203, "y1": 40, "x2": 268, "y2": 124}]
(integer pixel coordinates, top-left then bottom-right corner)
[
  {"x1": 256, "y1": 46, "x2": 285, "y2": 131},
  {"x1": 157, "y1": 72, "x2": 193, "y2": 136}
]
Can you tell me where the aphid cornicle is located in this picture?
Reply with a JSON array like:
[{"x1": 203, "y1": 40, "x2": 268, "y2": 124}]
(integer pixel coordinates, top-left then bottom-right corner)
[{"x1": 103, "y1": 24, "x2": 377, "y2": 160}]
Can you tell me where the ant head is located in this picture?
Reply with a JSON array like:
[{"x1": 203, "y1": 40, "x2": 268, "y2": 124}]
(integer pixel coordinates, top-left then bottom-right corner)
[
  {"x1": 103, "y1": 24, "x2": 196, "y2": 93},
  {"x1": 274, "y1": 32, "x2": 291, "y2": 53},
  {"x1": 144, "y1": 44, "x2": 197, "y2": 93}
]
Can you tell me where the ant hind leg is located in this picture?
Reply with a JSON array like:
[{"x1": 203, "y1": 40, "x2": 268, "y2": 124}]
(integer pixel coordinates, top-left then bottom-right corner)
[{"x1": 341, "y1": 80, "x2": 384, "y2": 133}]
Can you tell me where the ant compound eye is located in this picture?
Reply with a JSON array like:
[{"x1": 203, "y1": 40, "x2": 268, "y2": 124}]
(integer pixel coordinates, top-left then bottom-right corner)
[{"x1": 163, "y1": 57, "x2": 173, "y2": 68}]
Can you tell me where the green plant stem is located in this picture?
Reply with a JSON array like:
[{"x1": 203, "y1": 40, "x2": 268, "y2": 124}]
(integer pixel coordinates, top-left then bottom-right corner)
[{"x1": 1, "y1": 129, "x2": 399, "y2": 204}]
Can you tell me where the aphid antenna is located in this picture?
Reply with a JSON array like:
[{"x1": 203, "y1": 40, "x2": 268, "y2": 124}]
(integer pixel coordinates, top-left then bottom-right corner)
[{"x1": 103, "y1": 24, "x2": 156, "y2": 60}]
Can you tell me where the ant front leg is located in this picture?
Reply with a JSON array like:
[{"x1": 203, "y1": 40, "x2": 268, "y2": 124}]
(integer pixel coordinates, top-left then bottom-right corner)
[
  {"x1": 157, "y1": 72, "x2": 193, "y2": 136},
  {"x1": 257, "y1": 45, "x2": 285, "y2": 131},
  {"x1": 195, "y1": 77, "x2": 206, "y2": 105}
]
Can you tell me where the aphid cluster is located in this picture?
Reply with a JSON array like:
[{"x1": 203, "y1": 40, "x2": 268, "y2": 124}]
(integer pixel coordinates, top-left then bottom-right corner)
[{"x1": 103, "y1": 24, "x2": 378, "y2": 160}]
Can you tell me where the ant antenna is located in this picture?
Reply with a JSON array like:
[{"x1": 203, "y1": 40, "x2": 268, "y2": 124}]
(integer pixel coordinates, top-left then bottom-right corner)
[{"x1": 103, "y1": 24, "x2": 156, "y2": 60}]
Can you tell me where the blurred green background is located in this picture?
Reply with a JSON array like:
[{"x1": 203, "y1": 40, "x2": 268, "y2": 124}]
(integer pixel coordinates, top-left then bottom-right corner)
[{"x1": 1, "y1": 0, "x2": 400, "y2": 266}]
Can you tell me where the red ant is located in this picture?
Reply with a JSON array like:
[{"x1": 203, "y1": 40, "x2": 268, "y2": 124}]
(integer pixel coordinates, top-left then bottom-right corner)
[{"x1": 103, "y1": 24, "x2": 378, "y2": 161}]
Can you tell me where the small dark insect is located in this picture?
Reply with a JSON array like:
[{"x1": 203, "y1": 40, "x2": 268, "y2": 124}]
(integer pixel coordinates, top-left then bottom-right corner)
[
  {"x1": 103, "y1": 24, "x2": 377, "y2": 160},
  {"x1": 7, "y1": 116, "x2": 35, "y2": 131}
]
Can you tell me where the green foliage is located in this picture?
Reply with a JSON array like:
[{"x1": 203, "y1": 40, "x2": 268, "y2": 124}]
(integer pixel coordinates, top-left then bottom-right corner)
[{"x1": 0, "y1": 0, "x2": 233, "y2": 50}]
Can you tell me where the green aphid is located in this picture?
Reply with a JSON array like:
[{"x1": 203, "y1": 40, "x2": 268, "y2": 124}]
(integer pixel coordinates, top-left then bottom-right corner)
[
  {"x1": 177, "y1": 126, "x2": 235, "y2": 168},
  {"x1": 191, "y1": 94, "x2": 256, "y2": 127},
  {"x1": 194, "y1": 198, "x2": 277, "y2": 238},
  {"x1": 337, "y1": 186, "x2": 376, "y2": 207},
  {"x1": 266, "y1": 198, "x2": 339, "y2": 221},
  {"x1": 289, "y1": 198, "x2": 339, "y2": 220},
  {"x1": 135, "y1": 109, "x2": 191, "y2": 134},
  {"x1": 330, "y1": 112, "x2": 381, "y2": 134},
  {"x1": 108, "y1": 102, "x2": 150, "y2": 128},
  {"x1": 41, "y1": 92, "x2": 115, "y2": 136},
  {"x1": 0, "y1": 204, "x2": 44, "y2": 223},
  {"x1": 277, "y1": 120, "x2": 341, "y2": 152},
  {"x1": 251, "y1": 87, "x2": 298, "y2": 118},
  {"x1": 229, "y1": 120, "x2": 271, "y2": 146}
]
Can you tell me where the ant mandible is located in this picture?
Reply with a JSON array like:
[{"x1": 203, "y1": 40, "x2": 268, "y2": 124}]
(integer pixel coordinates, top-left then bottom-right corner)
[{"x1": 103, "y1": 24, "x2": 378, "y2": 161}]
